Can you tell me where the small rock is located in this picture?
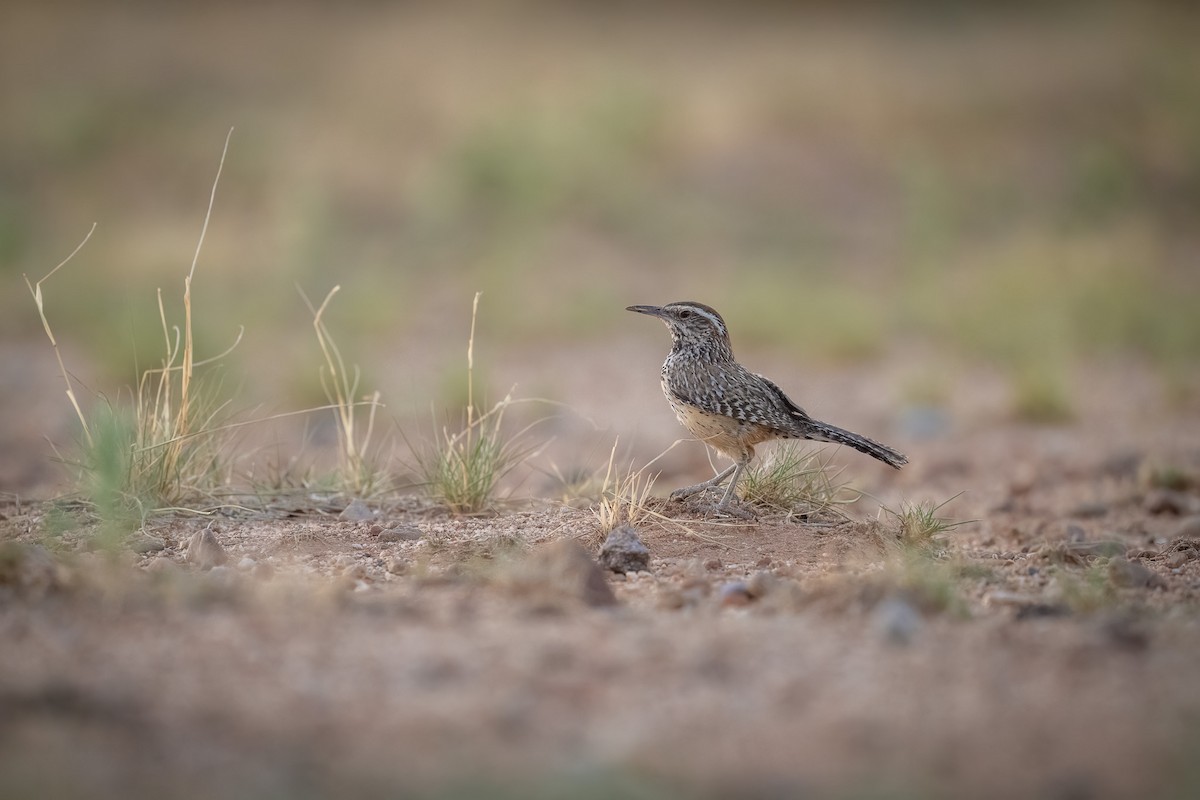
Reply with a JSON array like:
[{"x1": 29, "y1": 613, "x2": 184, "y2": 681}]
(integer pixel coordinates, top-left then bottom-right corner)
[
  {"x1": 185, "y1": 528, "x2": 228, "y2": 570},
  {"x1": 251, "y1": 561, "x2": 275, "y2": 581},
  {"x1": 1015, "y1": 603, "x2": 1070, "y2": 620},
  {"x1": 1010, "y1": 464, "x2": 1037, "y2": 496},
  {"x1": 1145, "y1": 490, "x2": 1200, "y2": 516},
  {"x1": 719, "y1": 581, "x2": 753, "y2": 607},
  {"x1": 130, "y1": 533, "x2": 166, "y2": 554},
  {"x1": 658, "y1": 587, "x2": 686, "y2": 610},
  {"x1": 746, "y1": 570, "x2": 774, "y2": 598},
  {"x1": 386, "y1": 557, "x2": 407, "y2": 575},
  {"x1": 1166, "y1": 549, "x2": 1192, "y2": 569},
  {"x1": 342, "y1": 563, "x2": 367, "y2": 581},
  {"x1": 523, "y1": 540, "x2": 617, "y2": 608},
  {"x1": 1100, "y1": 451, "x2": 1142, "y2": 478},
  {"x1": 1107, "y1": 557, "x2": 1163, "y2": 589},
  {"x1": 704, "y1": 558, "x2": 723, "y2": 572},
  {"x1": 206, "y1": 565, "x2": 237, "y2": 588},
  {"x1": 1066, "y1": 524, "x2": 1088, "y2": 543},
  {"x1": 873, "y1": 595, "x2": 922, "y2": 645},
  {"x1": 379, "y1": 525, "x2": 424, "y2": 543},
  {"x1": 338, "y1": 499, "x2": 375, "y2": 522},
  {"x1": 597, "y1": 525, "x2": 650, "y2": 574},
  {"x1": 1069, "y1": 502, "x2": 1109, "y2": 519},
  {"x1": 236, "y1": 556, "x2": 257, "y2": 571},
  {"x1": 145, "y1": 556, "x2": 178, "y2": 575},
  {"x1": 333, "y1": 554, "x2": 357, "y2": 571},
  {"x1": 1172, "y1": 516, "x2": 1200, "y2": 539},
  {"x1": 755, "y1": 555, "x2": 772, "y2": 569},
  {"x1": 1101, "y1": 614, "x2": 1150, "y2": 650}
]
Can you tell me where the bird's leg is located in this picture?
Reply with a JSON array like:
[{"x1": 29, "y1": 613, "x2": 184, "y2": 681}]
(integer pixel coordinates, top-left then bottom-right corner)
[
  {"x1": 669, "y1": 463, "x2": 736, "y2": 501},
  {"x1": 711, "y1": 459, "x2": 754, "y2": 519}
]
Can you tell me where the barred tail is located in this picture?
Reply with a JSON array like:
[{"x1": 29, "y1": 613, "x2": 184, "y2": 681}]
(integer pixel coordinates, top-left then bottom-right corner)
[{"x1": 806, "y1": 420, "x2": 908, "y2": 469}]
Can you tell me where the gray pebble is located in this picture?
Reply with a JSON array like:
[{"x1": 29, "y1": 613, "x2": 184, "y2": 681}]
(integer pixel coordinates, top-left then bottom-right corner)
[
  {"x1": 130, "y1": 533, "x2": 166, "y2": 554},
  {"x1": 598, "y1": 525, "x2": 650, "y2": 574},
  {"x1": 1167, "y1": 549, "x2": 1194, "y2": 569},
  {"x1": 1107, "y1": 557, "x2": 1163, "y2": 589},
  {"x1": 746, "y1": 570, "x2": 775, "y2": 598},
  {"x1": 1069, "y1": 502, "x2": 1109, "y2": 519},
  {"x1": 873, "y1": 595, "x2": 923, "y2": 645},
  {"x1": 529, "y1": 540, "x2": 618, "y2": 608},
  {"x1": 1172, "y1": 515, "x2": 1200, "y2": 539},
  {"x1": 1145, "y1": 490, "x2": 1200, "y2": 516},
  {"x1": 145, "y1": 556, "x2": 178, "y2": 575},
  {"x1": 185, "y1": 528, "x2": 228, "y2": 570},
  {"x1": 206, "y1": 565, "x2": 235, "y2": 586},
  {"x1": 379, "y1": 525, "x2": 424, "y2": 543},
  {"x1": 338, "y1": 499, "x2": 375, "y2": 522}
]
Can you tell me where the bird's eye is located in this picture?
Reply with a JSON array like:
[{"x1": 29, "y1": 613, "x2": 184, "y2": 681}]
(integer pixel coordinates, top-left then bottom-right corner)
[{"x1": 678, "y1": 309, "x2": 693, "y2": 319}]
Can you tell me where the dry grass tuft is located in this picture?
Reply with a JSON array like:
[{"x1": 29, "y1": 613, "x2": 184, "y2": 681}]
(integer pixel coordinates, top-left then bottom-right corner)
[
  {"x1": 738, "y1": 444, "x2": 858, "y2": 520},
  {"x1": 415, "y1": 293, "x2": 545, "y2": 514},
  {"x1": 26, "y1": 131, "x2": 245, "y2": 526},
  {"x1": 300, "y1": 285, "x2": 388, "y2": 498},
  {"x1": 593, "y1": 437, "x2": 660, "y2": 534},
  {"x1": 883, "y1": 494, "x2": 971, "y2": 549}
]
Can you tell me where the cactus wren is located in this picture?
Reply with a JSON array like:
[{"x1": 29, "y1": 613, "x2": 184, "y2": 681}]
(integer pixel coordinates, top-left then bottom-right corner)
[{"x1": 627, "y1": 301, "x2": 907, "y2": 516}]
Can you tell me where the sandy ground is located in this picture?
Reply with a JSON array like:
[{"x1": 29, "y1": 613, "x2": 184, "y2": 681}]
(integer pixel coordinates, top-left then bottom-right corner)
[{"x1": 3, "y1": 344, "x2": 1200, "y2": 800}]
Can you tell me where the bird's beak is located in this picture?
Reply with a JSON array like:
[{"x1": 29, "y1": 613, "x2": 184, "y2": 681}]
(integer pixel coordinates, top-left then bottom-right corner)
[{"x1": 626, "y1": 304, "x2": 667, "y2": 318}]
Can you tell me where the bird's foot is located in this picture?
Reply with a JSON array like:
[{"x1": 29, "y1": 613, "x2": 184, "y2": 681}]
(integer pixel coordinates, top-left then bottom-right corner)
[
  {"x1": 670, "y1": 488, "x2": 756, "y2": 520},
  {"x1": 708, "y1": 501, "x2": 755, "y2": 521},
  {"x1": 669, "y1": 483, "x2": 716, "y2": 502}
]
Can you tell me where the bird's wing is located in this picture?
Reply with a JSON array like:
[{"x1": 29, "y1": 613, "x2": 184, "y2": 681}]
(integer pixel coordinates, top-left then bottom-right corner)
[
  {"x1": 754, "y1": 374, "x2": 813, "y2": 423},
  {"x1": 665, "y1": 362, "x2": 800, "y2": 428}
]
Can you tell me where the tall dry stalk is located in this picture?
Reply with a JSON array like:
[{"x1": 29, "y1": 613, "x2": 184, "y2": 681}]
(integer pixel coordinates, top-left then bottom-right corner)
[
  {"x1": 300, "y1": 285, "x2": 385, "y2": 496},
  {"x1": 24, "y1": 223, "x2": 98, "y2": 447}
]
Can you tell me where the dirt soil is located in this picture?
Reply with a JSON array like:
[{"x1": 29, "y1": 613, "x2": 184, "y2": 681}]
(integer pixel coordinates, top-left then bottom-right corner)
[{"x1": 3, "y1": 354, "x2": 1200, "y2": 800}]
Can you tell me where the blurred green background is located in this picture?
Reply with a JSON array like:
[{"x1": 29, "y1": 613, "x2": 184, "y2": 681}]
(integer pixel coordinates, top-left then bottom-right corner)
[{"x1": 3, "y1": 1, "x2": 1199, "y2": 459}]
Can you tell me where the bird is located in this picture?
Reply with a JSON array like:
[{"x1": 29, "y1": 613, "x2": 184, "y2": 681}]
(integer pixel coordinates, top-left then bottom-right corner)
[{"x1": 627, "y1": 300, "x2": 907, "y2": 516}]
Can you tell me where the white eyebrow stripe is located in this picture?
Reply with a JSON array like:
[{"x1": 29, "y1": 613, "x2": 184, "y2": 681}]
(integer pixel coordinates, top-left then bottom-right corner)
[{"x1": 689, "y1": 306, "x2": 726, "y2": 338}]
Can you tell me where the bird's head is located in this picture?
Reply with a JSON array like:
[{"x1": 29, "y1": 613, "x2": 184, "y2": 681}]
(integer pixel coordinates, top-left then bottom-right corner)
[{"x1": 626, "y1": 301, "x2": 734, "y2": 359}]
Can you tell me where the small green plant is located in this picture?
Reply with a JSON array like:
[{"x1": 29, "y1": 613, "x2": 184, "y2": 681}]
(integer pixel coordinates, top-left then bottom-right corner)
[
  {"x1": 1055, "y1": 562, "x2": 1116, "y2": 613},
  {"x1": 885, "y1": 495, "x2": 970, "y2": 548},
  {"x1": 890, "y1": 552, "x2": 970, "y2": 617},
  {"x1": 415, "y1": 293, "x2": 544, "y2": 514},
  {"x1": 78, "y1": 405, "x2": 140, "y2": 545},
  {"x1": 738, "y1": 444, "x2": 856, "y2": 518},
  {"x1": 300, "y1": 285, "x2": 388, "y2": 498}
]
